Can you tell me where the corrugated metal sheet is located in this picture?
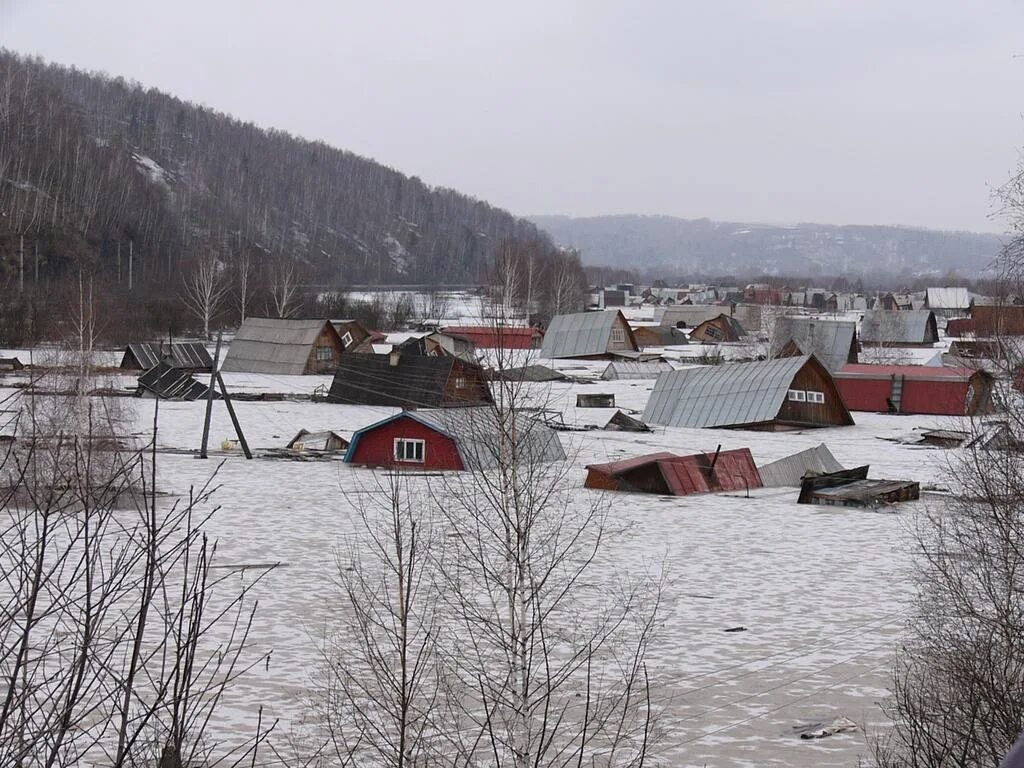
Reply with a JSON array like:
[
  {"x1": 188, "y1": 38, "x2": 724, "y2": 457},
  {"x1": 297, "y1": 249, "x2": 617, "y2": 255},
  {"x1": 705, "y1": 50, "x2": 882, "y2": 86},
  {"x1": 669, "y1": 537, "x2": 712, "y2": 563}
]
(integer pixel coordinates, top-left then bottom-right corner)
[
  {"x1": 653, "y1": 305, "x2": 724, "y2": 328},
  {"x1": 600, "y1": 361, "x2": 675, "y2": 380},
  {"x1": 926, "y1": 287, "x2": 970, "y2": 310},
  {"x1": 643, "y1": 356, "x2": 809, "y2": 428},
  {"x1": 585, "y1": 448, "x2": 762, "y2": 496},
  {"x1": 346, "y1": 407, "x2": 565, "y2": 469},
  {"x1": 772, "y1": 318, "x2": 857, "y2": 372},
  {"x1": 221, "y1": 318, "x2": 331, "y2": 375},
  {"x1": 859, "y1": 310, "x2": 936, "y2": 345},
  {"x1": 541, "y1": 311, "x2": 621, "y2": 358},
  {"x1": 758, "y1": 444, "x2": 844, "y2": 487},
  {"x1": 123, "y1": 342, "x2": 213, "y2": 372},
  {"x1": 442, "y1": 326, "x2": 541, "y2": 349},
  {"x1": 136, "y1": 361, "x2": 213, "y2": 401}
]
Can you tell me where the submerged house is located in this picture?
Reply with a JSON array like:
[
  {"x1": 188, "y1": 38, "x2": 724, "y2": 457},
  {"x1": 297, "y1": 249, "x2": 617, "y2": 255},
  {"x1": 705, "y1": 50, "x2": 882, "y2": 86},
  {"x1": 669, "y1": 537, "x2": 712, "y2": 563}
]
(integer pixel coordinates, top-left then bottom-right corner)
[
  {"x1": 121, "y1": 342, "x2": 214, "y2": 373},
  {"x1": 643, "y1": 355, "x2": 854, "y2": 431},
  {"x1": 859, "y1": 310, "x2": 938, "y2": 347},
  {"x1": 441, "y1": 326, "x2": 543, "y2": 350},
  {"x1": 834, "y1": 364, "x2": 995, "y2": 416},
  {"x1": 600, "y1": 360, "x2": 675, "y2": 380},
  {"x1": 584, "y1": 448, "x2": 762, "y2": 496},
  {"x1": 541, "y1": 311, "x2": 639, "y2": 359},
  {"x1": 345, "y1": 407, "x2": 565, "y2": 470},
  {"x1": 688, "y1": 314, "x2": 747, "y2": 344},
  {"x1": 221, "y1": 318, "x2": 346, "y2": 375},
  {"x1": 327, "y1": 351, "x2": 493, "y2": 408},
  {"x1": 772, "y1": 317, "x2": 858, "y2": 372},
  {"x1": 331, "y1": 320, "x2": 378, "y2": 353}
]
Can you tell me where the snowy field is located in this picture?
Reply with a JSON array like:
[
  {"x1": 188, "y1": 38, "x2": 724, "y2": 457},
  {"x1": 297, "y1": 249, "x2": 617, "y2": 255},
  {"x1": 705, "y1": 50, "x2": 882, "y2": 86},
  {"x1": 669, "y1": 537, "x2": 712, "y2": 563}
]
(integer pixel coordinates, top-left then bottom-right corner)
[{"x1": 0, "y1": 349, "x2": 976, "y2": 767}]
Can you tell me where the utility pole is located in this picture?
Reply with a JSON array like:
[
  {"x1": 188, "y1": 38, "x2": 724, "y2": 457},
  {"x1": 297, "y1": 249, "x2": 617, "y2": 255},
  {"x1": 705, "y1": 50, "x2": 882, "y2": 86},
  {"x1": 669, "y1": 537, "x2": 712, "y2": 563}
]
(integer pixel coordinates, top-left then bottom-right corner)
[{"x1": 200, "y1": 332, "x2": 222, "y2": 459}]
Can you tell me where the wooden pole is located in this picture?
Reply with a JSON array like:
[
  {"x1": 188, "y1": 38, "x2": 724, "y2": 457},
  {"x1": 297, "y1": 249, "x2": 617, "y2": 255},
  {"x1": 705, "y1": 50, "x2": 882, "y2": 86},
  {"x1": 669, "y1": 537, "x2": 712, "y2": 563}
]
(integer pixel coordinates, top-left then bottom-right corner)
[
  {"x1": 199, "y1": 332, "x2": 222, "y2": 459},
  {"x1": 216, "y1": 372, "x2": 252, "y2": 459}
]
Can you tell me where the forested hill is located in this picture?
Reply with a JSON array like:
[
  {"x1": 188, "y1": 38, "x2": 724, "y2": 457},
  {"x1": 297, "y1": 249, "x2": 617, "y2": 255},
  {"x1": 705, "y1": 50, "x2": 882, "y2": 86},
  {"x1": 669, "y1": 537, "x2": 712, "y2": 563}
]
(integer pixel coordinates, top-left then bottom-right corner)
[
  {"x1": 0, "y1": 50, "x2": 561, "y2": 292},
  {"x1": 532, "y1": 214, "x2": 1004, "y2": 280}
]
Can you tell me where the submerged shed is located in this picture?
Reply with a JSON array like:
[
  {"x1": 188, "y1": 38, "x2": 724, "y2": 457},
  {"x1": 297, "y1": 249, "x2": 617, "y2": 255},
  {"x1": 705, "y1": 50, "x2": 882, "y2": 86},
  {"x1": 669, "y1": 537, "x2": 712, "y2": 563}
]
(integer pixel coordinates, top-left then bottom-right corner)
[
  {"x1": 345, "y1": 407, "x2": 565, "y2": 470},
  {"x1": 541, "y1": 311, "x2": 639, "y2": 359},
  {"x1": 834, "y1": 364, "x2": 994, "y2": 416},
  {"x1": 643, "y1": 355, "x2": 854, "y2": 431},
  {"x1": 772, "y1": 317, "x2": 858, "y2": 372},
  {"x1": 327, "y1": 351, "x2": 493, "y2": 408},
  {"x1": 221, "y1": 318, "x2": 346, "y2": 375},
  {"x1": 798, "y1": 466, "x2": 920, "y2": 507},
  {"x1": 121, "y1": 342, "x2": 214, "y2": 373},
  {"x1": 757, "y1": 444, "x2": 844, "y2": 487},
  {"x1": 286, "y1": 429, "x2": 350, "y2": 453},
  {"x1": 600, "y1": 360, "x2": 674, "y2": 380},
  {"x1": 688, "y1": 314, "x2": 746, "y2": 344},
  {"x1": 584, "y1": 448, "x2": 762, "y2": 496}
]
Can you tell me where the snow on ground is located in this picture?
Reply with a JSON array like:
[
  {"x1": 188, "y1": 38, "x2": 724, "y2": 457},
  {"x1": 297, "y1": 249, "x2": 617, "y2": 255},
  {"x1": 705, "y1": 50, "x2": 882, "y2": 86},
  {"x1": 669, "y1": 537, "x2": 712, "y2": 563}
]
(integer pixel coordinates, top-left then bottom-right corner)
[{"x1": 0, "y1": 346, "x2": 980, "y2": 766}]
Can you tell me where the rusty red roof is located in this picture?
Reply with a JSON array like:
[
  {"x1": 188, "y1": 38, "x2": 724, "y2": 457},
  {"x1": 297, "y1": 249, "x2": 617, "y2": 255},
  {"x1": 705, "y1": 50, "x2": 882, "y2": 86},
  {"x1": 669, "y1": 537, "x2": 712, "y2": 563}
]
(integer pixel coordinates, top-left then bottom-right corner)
[
  {"x1": 586, "y1": 449, "x2": 762, "y2": 496},
  {"x1": 442, "y1": 326, "x2": 542, "y2": 349}
]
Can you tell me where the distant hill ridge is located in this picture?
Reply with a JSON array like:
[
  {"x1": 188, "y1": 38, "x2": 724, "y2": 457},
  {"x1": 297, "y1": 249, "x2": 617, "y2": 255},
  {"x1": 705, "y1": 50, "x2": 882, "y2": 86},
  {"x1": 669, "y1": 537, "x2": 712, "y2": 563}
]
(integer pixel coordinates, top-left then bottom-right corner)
[{"x1": 530, "y1": 214, "x2": 1003, "y2": 278}]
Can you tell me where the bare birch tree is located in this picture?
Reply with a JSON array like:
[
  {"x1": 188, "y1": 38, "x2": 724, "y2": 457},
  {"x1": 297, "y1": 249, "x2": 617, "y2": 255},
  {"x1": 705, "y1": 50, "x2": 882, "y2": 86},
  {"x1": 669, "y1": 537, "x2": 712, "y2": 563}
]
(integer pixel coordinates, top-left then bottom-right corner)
[
  {"x1": 182, "y1": 253, "x2": 229, "y2": 339},
  {"x1": 269, "y1": 257, "x2": 302, "y2": 319}
]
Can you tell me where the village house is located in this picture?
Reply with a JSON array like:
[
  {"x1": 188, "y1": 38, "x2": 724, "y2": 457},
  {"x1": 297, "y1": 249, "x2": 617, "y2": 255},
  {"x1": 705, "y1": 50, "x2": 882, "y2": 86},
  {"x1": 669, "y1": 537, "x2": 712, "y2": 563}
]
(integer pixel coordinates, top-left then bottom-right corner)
[
  {"x1": 331, "y1": 320, "x2": 380, "y2": 353},
  {"x1": 345, "y1": 407, "x2": 564, "y2": 470},
  {"x1": 120, "y1": 342, "x2": 214, "y2": 374},
  {"x1": 541, "y1": 310, "x2": 640, "y2": 359},
  {"x1": 584, "y1": 448, "x2": 762, "y2": 496},
  {"x1": 221, "y1": 318, "x2": 346, "y2": 375},
  {"x1": 969, "y1": 305, "x2": 1024, "y2": 337},
  {"x1": 643, "y1": 355, "x2": 854, "y2": 430},
  {"x1": 772, "y1": 317, "x2": 858, "y2": 372},
  {"x1": 833, "y1": 364, "x2": 995, "y2": 416},
  {"x1": 688, "y1": 314, "x2": 747, "y2": 344},
  {"x1": 859, "y1": 310, "x2": 939, "y2": 347},
  {"x1": 653, "y1": 304, "x2": 725, "y2": 329},
  {"x1": 924, "y1": 286, "x2": 971, "y2": 319},
  {"x1": 327, "y1": 350, "x2": 492, "y2": 408}
]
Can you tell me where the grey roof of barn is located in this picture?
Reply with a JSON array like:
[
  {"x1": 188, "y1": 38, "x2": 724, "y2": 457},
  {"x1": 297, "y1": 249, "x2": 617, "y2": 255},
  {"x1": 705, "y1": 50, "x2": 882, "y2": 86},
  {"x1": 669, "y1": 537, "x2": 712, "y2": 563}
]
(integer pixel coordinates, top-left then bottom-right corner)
[
  {"x1": 407, "y1": 407, "x2": 566, "y2": 468},
  {"x1": 772, "y1": 317, "x2": 857, "y2": 372},
  {"x1": 757, "y1": 444, "x2": 844, "y2": 487},
  {"x1": 643, "y1": 355, "x2": 811, "y2": 428},
  {"x1": 123, "y1": 342, "x2": 213, "y2": 371},
  {"x1": 600, "y1": 360, "x2": 675, "y2": 380},
  {"x1": 926, "y1": 287, "x2": 970, "y2": 310},
  {"x1": 221, "y1": 318, "x2": 333, "y2": 375},
  {"x1": 541, "y1": 311, "x2": 627, "y2": 359},
  {"x1": 859, "y1": 310, "x2": 937, "y2": 344}
]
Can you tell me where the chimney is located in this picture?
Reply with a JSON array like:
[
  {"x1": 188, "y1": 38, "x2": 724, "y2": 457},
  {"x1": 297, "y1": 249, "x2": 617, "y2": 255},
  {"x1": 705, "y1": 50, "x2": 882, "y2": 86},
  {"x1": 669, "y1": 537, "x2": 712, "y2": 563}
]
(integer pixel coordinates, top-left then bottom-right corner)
[{"x1": 389, "y1": 349, "x2": 401, "y2": 367}]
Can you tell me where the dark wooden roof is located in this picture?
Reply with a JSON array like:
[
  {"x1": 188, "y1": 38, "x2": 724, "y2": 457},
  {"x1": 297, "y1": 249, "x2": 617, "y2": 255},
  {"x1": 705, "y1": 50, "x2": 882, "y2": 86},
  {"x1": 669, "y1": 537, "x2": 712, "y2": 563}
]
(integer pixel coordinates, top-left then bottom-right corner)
[{"x1": 327, "y1": 353, "x2": 491, "y2": 408}]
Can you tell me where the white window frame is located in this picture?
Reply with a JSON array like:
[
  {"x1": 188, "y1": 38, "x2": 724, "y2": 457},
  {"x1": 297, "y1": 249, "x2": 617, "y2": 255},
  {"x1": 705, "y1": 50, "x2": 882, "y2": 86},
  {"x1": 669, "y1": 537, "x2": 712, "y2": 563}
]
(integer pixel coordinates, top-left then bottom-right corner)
[
  {"x1": 806, "y1": 390, "x2": 825, "y2": 404},
  {"x1": 454, "y1": 376, "x2": 466, "y2": 389},
  {"x1": 341, "y1": 331, "x2": 354, "y2": 348},
  {"x1": 787, "y1": 389, "x2": 806, "y2": 402},
  {"x1": 393, "y1": 438, "x2": 425, "y2": 463},
  {"x1": 611, "y1": 328, "x2": 626, "y2": 343},
  {"x1": 316, "y1": 345, "x2": 333, "y2": 361}
]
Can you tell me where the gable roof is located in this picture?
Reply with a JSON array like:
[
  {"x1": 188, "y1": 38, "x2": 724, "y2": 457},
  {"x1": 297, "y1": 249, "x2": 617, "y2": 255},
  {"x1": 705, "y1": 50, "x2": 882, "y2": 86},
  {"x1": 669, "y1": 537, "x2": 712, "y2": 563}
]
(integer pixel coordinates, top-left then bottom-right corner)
[
  {"x1": 835, "y1": 363, "x2": 985, "y2": 382},
  {"x1": 541, "y1": 311, "x2": 635, "y2": 358},
  {"x1": 441, "y1": 326, "x2": 541, "y2": 349},
  {"x1": 123, "y1": 342, "x2": 213, "y2": 371},
  {"x1": 859, "y1": 310, "x2": 937, "y2": 344},
  {"x1": 643, "y1": 356, "x2": 811, "y2": 428},
  {"x1": 221, "y1": 318, "x2": 337, "y2": 375},
  {"x1": 772, "y1": 317, "x2": 857, "y2": 372},
  {"x1": 328, "y1": 353, "x2": 491, "y2": 408},
  {"x1": 586, "y1": 448, "x2": 762, "y2": 495},
  {"x1": 926, "y1": 287, "x2": 970, "y2": 310},
  {"x1": 346, "y1": 407, "x2": 565, "y2": 468},
  {"x1": 692, "y1": 314, "x2": 747, "y2": 341},
  {"x1": 600, "y1": 360, "x2": 675, "y2": 380}
]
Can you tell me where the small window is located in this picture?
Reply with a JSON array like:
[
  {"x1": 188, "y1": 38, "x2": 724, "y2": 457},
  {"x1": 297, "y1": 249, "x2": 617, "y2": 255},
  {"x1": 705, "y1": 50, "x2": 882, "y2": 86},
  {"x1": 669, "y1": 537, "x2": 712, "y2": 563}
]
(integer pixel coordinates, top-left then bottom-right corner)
[
  {"x1": 394, "y1": 438, "x2": 425, "y2": 463},
  {"x1": 454, "y1": 376, "x2": 466, "y2": 389},
  {"x1": 787, "y1": 389, "x2": 806, "y2": 402},
  {"x1": 316, "y1": 345, "x2": 333, "y2": 361},
  {"x1": 341, "y1": 331, "x2": 354, "y2": 348},
  {"x1": 611, "y1": 328, "x2": 626, "y2": 343},
  {"x1": 806, "y1": 390, "x2": 825, "y2": 404}
]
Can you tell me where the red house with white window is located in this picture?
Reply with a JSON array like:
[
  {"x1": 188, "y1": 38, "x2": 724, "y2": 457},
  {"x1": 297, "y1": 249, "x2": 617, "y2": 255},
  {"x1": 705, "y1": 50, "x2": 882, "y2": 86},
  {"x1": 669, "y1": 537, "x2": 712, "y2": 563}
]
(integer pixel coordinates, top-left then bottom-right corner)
[{"x1": 344, "y1": 408, "x2": 566, "y2": 471}]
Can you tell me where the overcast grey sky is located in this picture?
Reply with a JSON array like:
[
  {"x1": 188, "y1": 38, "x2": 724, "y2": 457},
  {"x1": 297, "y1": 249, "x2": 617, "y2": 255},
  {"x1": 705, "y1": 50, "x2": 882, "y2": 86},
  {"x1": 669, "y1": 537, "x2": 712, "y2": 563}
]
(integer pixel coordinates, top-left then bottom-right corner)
[{"x1": 3, "y1": 1, "x2": 1022, "y2": 232}]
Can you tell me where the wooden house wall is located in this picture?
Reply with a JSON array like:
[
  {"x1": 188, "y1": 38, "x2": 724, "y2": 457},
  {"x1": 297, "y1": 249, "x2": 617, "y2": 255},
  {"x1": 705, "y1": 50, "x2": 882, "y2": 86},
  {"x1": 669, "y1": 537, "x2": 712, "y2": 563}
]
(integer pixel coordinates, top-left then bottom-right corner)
[
  {"x1": 689, "y1": 317, "x2": 734, "y2": 343},
  {"x1": 442, "y1": 360, "x2": 493, "y2": 406},
  {"x1": 305, "y1": 324, "x2": 346, "y2": 374},
  {"x1": 348, "y1": 417, "x2": 464, "y2": 470},
  {"x1": 775, "y1": 361, "x2": 852, "y2": 426},
  {"x1": 606, "y1": 313, "x2": 637, "y2": 353}
]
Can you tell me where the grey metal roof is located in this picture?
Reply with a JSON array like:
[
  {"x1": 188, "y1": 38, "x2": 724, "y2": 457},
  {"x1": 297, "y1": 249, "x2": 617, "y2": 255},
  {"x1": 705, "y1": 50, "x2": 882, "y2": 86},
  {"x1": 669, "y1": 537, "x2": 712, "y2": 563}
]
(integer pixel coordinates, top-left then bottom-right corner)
[
  {"x1": 123, "y1": 342, "x2": 213, "y2": 371},
  {"x1": 771, "y1": 317, "x2": 857, "y2": 372},
  {"x1": 396, "y1": 407, "x2": 566, "y2": 469},
  {"x1": 600, "y1": 361, "x2": 674, "y2": 380},
  {"x1": 643, "y1": 355, "x2": 810, "y2": 428},
  {"x1": 221, "y1": 318, "x2": 330, "y2": 375},
  {"x1": 136, "y1": 361, "x2": 213, "y2": 401},
  {"x1": 653, "y1": 305, "x2": 724, "y2": 327},
  {"x1": 926, "y1": 287, "x2": 969, "y2": 310},
  {"x1": 541, "y1": 311, "x2": 619, "y2": 358},
  {"x1": 758, "y1": 444, "x2": 844, "y2": 487},
  {"x1": 859, "y1": 310, "x2": 936, "y2": 345}
]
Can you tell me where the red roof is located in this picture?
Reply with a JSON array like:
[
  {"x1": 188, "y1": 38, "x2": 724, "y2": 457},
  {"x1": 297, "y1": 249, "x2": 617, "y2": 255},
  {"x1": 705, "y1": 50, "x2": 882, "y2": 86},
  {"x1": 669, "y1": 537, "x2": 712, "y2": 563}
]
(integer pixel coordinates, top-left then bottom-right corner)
[
  {"x1": 836, "y1": 364, "x2": 976, "y2": 381},
  {"x1": 587, "y1": 449, "x2": 762, "y2": 496},
  {"x1": 442, "y1": 326, "x2": 542, "y2": 349}
]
